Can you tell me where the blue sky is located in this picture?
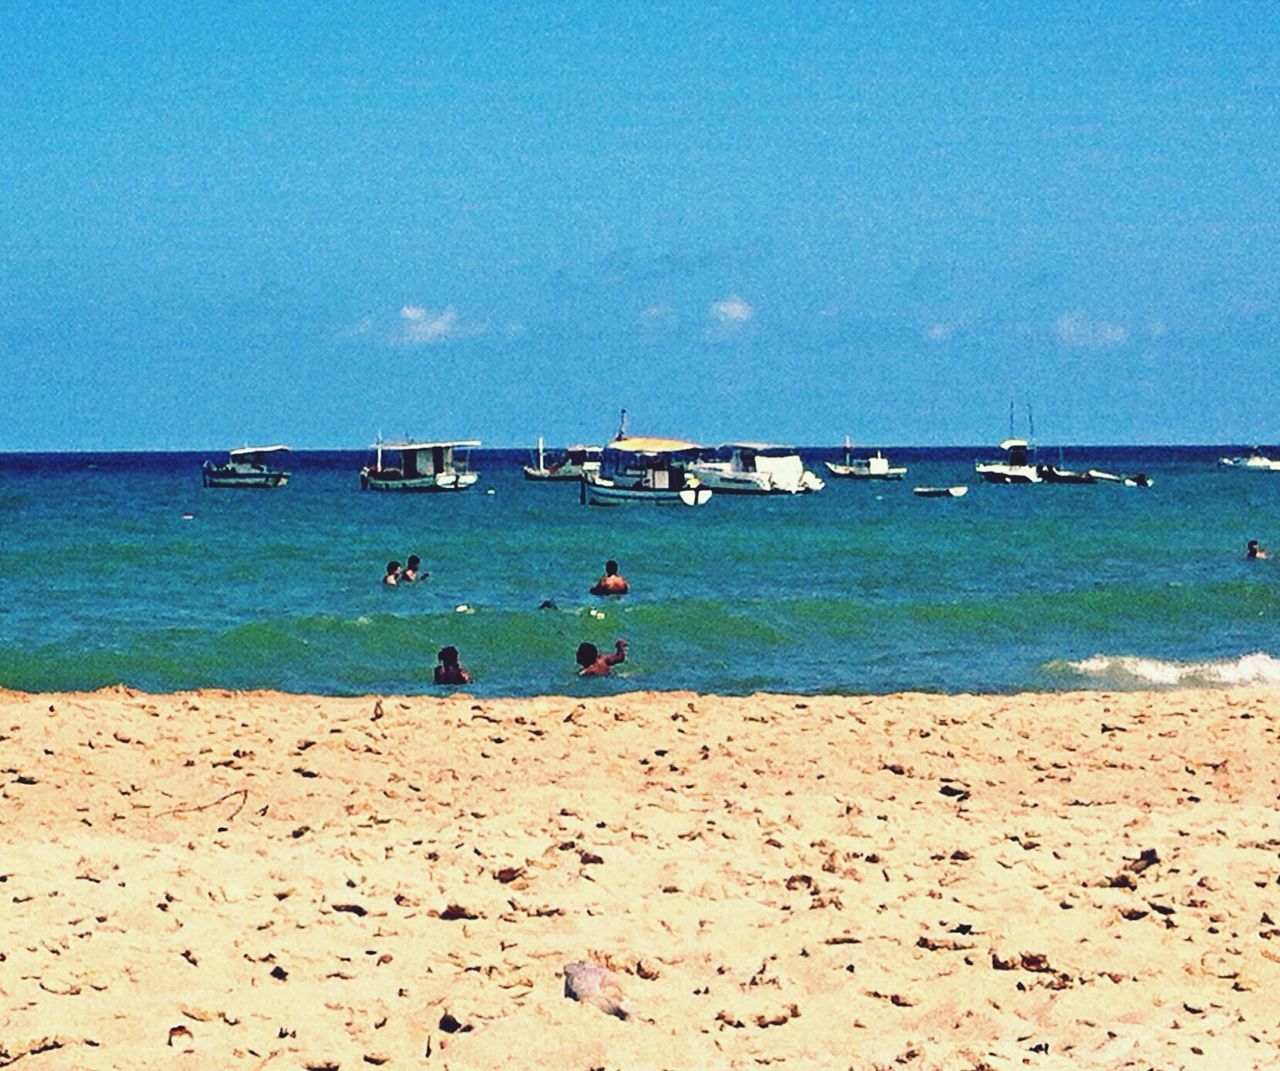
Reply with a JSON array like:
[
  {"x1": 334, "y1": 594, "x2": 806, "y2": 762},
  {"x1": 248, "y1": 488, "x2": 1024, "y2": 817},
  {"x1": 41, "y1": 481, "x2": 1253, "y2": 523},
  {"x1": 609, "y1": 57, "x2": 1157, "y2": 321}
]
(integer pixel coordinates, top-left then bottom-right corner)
[{"x1": 3, "y1": 2, "x2": 1279, "y2": 449}]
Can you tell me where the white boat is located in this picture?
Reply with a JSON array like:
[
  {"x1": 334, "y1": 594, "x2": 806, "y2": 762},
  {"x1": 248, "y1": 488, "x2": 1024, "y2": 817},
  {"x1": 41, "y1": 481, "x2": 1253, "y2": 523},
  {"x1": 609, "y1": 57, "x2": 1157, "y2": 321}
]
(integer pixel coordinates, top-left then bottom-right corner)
[
  {"x1": 691, "y1": 443, "x2": 824, "y2": 494},
  {"x1": 360, "y1": 439, "x2": 480, "y2": 492},
  {"x1": 975, "y1": 438, "x2": 1042, "y2": 484},
  {"x1": 522, "y1": 437, "x2": 603, "y2": 481},
  {"x1": 581, "y1": 436, "x2": 712, "y2": 506},
  {"x1": 201, "y1": 445, "x2": 291, "y2": 488},
  {"x1": 1220, "y1": 451, "x2": 1280, "y2": 470},
  {"x1": 824, "y1": 438, "x2": 906, "y2": 480},
  {"x1": 1087, "y1": 469, "x2": 1154, "y2": 488},
  {"x1": 913, "y1": 485, "x2": 968, "y2": 498}
]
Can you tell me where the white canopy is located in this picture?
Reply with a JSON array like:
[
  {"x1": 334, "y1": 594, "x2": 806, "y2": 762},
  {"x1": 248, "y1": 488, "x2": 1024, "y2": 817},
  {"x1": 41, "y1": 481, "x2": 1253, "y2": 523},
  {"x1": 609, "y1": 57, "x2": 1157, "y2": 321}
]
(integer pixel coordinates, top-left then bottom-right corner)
[{"x1": 230, "y1": 444, "x2": 290, "y2": 457}]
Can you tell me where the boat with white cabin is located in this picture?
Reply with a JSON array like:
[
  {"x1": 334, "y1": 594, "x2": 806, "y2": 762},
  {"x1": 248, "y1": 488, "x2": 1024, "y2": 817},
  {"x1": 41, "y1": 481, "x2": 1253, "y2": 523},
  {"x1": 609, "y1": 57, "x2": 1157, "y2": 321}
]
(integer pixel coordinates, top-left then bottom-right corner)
[
  {"x1": 522, "y1": 437, "x2": 603, "y2": 481},
  {"x1": 1220, "y1": 450, "x2": 1280, "y2": 471},
  {"x1": 691, "y1": 443, "x2": 824, "y2": 494},
  {"x1": 975, "y1": 438, "x2": 1042, "y2": 484},
  {"x1": 360, "y1": 439, "x2": 480, "y2": 492},
  {"x1": 201, "y1": 445, "x2": 291, "y2": 488},
  {"x1": 824, "y1": 437, "x2": 906, "y2": 480},
  {"x1": 581, "y1": 436, "x2": 712, "y2": 506}
]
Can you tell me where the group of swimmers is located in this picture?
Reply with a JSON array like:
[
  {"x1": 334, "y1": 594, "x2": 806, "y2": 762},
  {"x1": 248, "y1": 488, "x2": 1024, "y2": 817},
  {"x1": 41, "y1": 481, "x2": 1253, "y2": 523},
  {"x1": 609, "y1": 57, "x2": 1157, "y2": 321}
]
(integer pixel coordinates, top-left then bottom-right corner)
[
  {"x1": 415, "y1": 559, "x2": 630, "y2": 684},
  {"x1": 383, "y1": 555, "x2": 426, "y2": 585}
]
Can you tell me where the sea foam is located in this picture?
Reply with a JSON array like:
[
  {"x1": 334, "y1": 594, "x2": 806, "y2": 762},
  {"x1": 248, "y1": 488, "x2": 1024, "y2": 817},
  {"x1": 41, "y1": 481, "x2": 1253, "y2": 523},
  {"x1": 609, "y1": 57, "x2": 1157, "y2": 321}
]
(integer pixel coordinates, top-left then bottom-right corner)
[{"x1": 1061, "y1": 651, "x2": 1280, "y2": 687}]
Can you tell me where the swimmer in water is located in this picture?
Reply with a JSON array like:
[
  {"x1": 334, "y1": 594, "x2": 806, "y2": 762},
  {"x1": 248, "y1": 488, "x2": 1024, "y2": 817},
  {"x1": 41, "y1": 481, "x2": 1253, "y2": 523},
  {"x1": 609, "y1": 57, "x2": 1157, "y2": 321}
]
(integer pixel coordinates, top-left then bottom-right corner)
[
  {"x1": 589, "y1": 559, "x2": 629, "y2": 596},
  {"x1": 1247, "y1": 539, "x2": 1268, "y2": 560},
  {"x1": 434, "y1": 645, "x2": 471, "y2": 685},
  {"x1": 384, "y1": 561, "x2": 401, "y2": 586},
  {"x1": 576, "y1": 638, "x2": 627, "y2": 677},
  {"x1": 401, "y1": 554, "x2": 425, "y2": 582}
]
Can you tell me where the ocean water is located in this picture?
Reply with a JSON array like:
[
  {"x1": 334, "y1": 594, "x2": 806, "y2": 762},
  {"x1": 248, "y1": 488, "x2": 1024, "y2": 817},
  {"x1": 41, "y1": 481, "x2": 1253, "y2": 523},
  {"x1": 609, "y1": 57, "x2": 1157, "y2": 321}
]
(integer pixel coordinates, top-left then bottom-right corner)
[{"x1": 1, "y1": 446, "x2": 1278, "y2": 697}]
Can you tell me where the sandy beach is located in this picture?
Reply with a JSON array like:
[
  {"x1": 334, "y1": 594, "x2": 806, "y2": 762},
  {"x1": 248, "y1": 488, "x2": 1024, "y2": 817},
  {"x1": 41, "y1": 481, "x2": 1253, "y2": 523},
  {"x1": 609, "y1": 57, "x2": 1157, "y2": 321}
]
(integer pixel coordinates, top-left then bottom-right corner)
[{"x1": 2, "y1": 685, "x2": 1280, "y2": 1070}]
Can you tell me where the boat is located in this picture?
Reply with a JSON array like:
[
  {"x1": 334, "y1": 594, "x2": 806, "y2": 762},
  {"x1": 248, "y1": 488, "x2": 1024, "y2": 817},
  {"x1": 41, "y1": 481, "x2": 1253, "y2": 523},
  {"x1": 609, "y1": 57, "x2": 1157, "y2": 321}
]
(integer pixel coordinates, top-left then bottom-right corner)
[
  {"x1": 690, "y1": 443, "x2": 825, "y2": 494},
  {"x1": 975, "y1": 438, "x2": 1042, "y2": 484},
  {"x1": 581, "y1": 436, "x2": 712, "y2": 506},
  {"x1": 201, "y1": 445, "x2": 291, "y2": 488},
  {"x1": 1220, "y1": 451, "x2": 1280, "y2": 471},
  {"x1": 360, "y1": 439, "x2": 480, "y2": 492},
  {"x1": 824, "y1": 437, "x2": 906, "y2": 480},
  {"x1": 1037, "y1": 465, "x2": 1096, "y2": 484},
  {"x1": 913, "y1": 485, "x2": 968, "y2": 498},
  {"x1": 1087, "y1": 469, "x2": 1154, "y2": 488},
  {"x1": 522, "y1": 437, "x2": 603, "y2": 481}
]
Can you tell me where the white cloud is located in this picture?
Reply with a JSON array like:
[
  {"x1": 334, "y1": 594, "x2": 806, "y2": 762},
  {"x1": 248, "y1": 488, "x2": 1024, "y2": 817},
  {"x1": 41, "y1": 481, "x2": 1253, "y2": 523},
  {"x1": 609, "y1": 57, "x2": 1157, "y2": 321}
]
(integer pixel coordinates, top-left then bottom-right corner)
[
  {"x1": 1054, "y1": 310, "x2": 1129, "y2": 348},
  {"x1": 925, "y1": 322, "x2": 957, "y2": 341},
  {"x1": 395, "y1": 305, "x2": 486, "y2": 345},
  {"x1": 641, "y1": 303, "x2": 677, "y2": 329},
  {"x1": 710, "y1": 295, "x2": 753, "y2": 324}
]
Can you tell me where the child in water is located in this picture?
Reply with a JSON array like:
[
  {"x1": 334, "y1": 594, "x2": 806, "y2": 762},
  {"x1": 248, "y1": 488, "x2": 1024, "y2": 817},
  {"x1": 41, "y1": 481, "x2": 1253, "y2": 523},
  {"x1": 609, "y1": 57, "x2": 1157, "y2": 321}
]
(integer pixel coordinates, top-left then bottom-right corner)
[
  {"x1": 576, "y1": 638, "x2": 627, "y2": 676},
  {"x1": 434, "y1": 646, "x2": 471, "y2": 685}
]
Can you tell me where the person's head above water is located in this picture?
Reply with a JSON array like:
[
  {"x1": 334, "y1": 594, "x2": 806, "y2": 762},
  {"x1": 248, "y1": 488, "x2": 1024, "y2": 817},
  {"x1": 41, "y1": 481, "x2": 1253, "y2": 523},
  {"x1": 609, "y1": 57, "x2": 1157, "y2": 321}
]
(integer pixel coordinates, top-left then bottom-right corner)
[
  {"x1": 407, "y1": 554, "x2": 420, "y2": 570},
  {"x1": 576, "y1": 642, "x2": 598, "y2": 668},
  {"x1": 604, "y1": 560, "x2": 619, "y2": 576},
  {"x1": 438, "y1": 645, "x2": 460, "y2": 667}
]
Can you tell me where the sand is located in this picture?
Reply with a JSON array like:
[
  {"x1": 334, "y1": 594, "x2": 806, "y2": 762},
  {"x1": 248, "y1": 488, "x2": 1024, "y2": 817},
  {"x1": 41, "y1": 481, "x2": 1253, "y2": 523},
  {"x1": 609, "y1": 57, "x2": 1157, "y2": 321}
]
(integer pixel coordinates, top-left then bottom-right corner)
[{"x1": 2, "y1": 685, "x2": 1280, "y2": 1070}]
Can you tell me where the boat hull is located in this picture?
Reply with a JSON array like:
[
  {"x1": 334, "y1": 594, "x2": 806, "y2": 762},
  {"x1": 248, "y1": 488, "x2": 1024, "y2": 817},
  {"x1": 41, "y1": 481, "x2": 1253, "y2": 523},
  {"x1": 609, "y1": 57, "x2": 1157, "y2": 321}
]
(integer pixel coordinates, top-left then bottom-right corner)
[
  {"x1": 361, "y1": 470, "x2": 478, "y2": 492},
  {"x1": 975, "y1": 463, "x2": 1041, "y2": 484},
  {"x1": 202, "y1": 466, "x2": 290, "y2": 489},
  {"x1": 824, "y1": 461, "x2": 906, "y2": 480},
  {"x1": 582, "y1": 478, "x2": 712, "y2": 506},
  {"x1": 914, "y1": 485, "x2": 968, "y2": 498},
  {"x1": 522, "y1": 463, "x2": 601, "y2": 482}
]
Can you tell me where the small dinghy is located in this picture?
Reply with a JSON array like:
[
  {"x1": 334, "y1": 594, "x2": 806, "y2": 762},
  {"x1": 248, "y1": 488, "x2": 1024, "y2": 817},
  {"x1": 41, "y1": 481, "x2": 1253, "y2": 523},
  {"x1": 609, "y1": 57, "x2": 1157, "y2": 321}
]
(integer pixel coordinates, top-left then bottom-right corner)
[{"x1": 913, "y1": 485, "x2": 968, "y2": 498}]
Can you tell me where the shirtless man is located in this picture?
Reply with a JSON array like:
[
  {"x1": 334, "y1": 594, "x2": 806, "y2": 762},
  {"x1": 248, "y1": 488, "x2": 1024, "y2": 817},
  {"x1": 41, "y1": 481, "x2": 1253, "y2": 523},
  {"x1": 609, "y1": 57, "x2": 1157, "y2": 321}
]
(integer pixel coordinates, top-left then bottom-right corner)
[
  {"x1": 434, "y1": 646, "x2": 471, "y2": 685},
  {"x1": 383, "y1": 561, "x2": 401, "y2": 585},
  {"x1": 576, "y1": 639, "x2": 627, "y2": 677},
  {"x1": 590, "y1": 560, "x2": 629, "y2": 596},
  {"x1": 1247, "y1": 539, "x2": 1269, "y2": 560}
]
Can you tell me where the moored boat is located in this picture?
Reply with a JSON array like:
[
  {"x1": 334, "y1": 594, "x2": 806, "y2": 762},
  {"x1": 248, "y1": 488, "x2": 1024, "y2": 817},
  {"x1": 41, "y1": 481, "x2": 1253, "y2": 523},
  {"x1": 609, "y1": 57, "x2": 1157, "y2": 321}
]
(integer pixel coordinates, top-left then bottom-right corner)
[
  {"x1": 913, "y1": 485, "x2": 968, "y2": 498},
  {"x1": 824, "y1": 437, "x2": 906, "y2": 480},
  {"x1": 581, "y1": 436, "x2": 712, "y2": 506},
  {"x1": 201, "y1": 445, "x2": 291, "y2": 488},
  {"x1": 522, "y1": 437, "x2": 603, "y2": 481},
  {"x1": 1220, "y1": 451, "x2": 1280, "y2": 471},
  {"x1": 691, "y1": 443, "x2": 824, "y2": 494},
  {"x1": 1037, "y1": 465, "x2": 1096, "y2": 484},
  {"x1": 360, "y1": 439, "x2": 480, "y2": 492},
  {"x1": 975, "y1": 438, "x2": 1041, "y2": 484}
]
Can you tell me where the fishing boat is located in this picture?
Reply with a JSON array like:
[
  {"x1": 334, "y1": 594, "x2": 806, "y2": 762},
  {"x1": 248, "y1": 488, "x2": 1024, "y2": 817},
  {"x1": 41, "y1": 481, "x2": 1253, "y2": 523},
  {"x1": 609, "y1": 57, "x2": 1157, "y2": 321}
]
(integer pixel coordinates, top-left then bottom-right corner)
[
  {"x1": 690, "y1": 442, "x2": 825, "y2": 494},
  {"x1": 1220, "y1": 451, "x2": 1280, "y2": 471},
  {"x1": 360, "y1": 439, "x2": 480, "y2": 492},
  {"x1": 201, "y1": 445, "x2": 291, "y2": 488},
  {"x1": 913, "y1": 485, "x2": 968, "y2": 498},
  {"x1": 975, "y1": 438, "x2": 1042, "y2": 484},
  {"x1": 522, "y1": 437, "x2": 603, "y2": 481},
  {"x1": 581, "y1": 436, "x2": 712, "y2": 506},
  {"x1": 824, "y1": 437, "x2": 906, "y2": 480}
]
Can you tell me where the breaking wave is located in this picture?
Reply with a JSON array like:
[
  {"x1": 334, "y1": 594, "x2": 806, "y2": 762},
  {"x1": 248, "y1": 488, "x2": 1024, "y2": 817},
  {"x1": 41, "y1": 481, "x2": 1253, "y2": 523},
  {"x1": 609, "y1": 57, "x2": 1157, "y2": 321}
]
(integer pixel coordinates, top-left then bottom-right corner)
[{"x1": 1054, "y1": 651, "x2": 1280, "y2": 688}]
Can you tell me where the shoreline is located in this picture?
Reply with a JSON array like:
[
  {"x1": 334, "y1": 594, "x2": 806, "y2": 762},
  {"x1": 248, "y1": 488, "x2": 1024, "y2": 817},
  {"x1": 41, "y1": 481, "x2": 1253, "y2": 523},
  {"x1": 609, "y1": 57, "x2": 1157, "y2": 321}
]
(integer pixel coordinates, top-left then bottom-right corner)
[{"x1": 4, "y1": 685, "x2": 1280, "y2": 1069}]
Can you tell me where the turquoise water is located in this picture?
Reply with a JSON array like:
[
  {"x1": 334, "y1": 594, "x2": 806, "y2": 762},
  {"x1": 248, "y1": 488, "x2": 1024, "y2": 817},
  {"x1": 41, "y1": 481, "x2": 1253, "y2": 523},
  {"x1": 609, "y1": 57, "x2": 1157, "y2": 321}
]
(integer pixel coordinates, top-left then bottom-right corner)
[{"x1": 2, "y1": 447, "x2": 1278, "y2": 696}]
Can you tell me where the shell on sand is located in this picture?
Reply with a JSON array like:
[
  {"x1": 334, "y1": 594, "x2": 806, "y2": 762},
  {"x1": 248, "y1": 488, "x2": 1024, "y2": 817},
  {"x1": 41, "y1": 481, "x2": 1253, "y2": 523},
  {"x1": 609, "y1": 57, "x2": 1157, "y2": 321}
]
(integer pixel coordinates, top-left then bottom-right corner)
[{"x1": 563, "y1": 962, "x2": 633, "y2": 1020}]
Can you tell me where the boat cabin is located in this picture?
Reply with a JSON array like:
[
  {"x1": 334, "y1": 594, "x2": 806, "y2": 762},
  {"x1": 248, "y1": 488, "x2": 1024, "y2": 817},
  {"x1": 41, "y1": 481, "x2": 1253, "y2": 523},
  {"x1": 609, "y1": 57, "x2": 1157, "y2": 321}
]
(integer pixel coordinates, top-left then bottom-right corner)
[{"x1": 999, "y1": 438, "x2": 1032, "y2": 466}]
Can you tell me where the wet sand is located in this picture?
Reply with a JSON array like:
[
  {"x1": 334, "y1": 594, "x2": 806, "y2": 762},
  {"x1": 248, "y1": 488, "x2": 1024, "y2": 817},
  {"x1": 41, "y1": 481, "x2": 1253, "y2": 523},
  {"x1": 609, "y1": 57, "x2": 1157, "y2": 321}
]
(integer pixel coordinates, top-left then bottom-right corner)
[{"x1": 2, "y1": 685, "x2": 1280, "y2": 1069}]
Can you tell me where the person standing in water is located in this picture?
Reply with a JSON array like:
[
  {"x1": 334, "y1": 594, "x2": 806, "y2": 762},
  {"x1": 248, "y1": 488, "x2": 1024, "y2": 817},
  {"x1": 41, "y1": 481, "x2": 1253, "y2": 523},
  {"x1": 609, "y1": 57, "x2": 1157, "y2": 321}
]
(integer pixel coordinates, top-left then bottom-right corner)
[
  {"x1": 434, "y1": 646, "x2": 471, "y2": 685},
  {"x1": 590, "y1": 560, "x2": 629, "y2": 595},
  {"x1": 576, "y1": 639, "x2": 627, "y2": 676}
]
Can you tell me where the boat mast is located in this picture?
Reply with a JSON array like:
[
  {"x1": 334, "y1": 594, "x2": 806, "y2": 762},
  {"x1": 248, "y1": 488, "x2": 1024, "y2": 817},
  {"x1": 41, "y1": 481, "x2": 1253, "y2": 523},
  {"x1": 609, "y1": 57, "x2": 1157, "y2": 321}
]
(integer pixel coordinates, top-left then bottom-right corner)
[
  {"x1": 537, "y1": 435, "x2": 544, "y2": 471},
  {"x1": 615, "y1": 408, "x2": 628, "y2": 441}
]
